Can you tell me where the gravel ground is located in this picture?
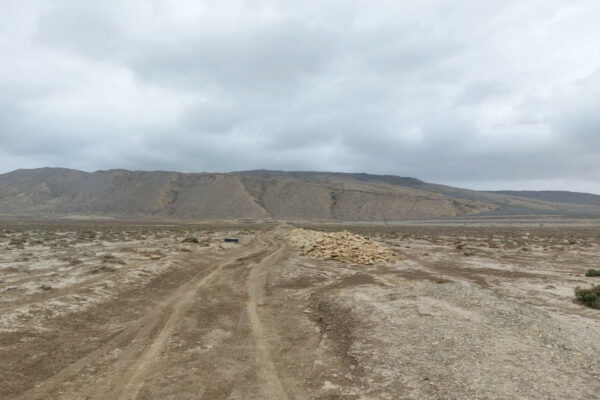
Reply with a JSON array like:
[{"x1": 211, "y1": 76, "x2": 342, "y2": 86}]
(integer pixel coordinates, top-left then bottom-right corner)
[{"x1": 1, "y1": 221, "x2": 599, "y2": 399}]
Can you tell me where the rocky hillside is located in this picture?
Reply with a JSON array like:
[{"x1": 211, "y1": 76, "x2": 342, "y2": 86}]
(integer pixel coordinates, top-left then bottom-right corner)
[{"x1": 0, "y1": 168, "x2": 599, "y2": 220}]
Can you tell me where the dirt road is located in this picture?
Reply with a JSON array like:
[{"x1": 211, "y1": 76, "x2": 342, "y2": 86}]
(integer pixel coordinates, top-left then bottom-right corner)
[
  {"x1": 2, "y1": 223, "x2": 600, "y2": 399},
  {"x1": 6, "y1": 231, "x2": 304, "y2": 399}
]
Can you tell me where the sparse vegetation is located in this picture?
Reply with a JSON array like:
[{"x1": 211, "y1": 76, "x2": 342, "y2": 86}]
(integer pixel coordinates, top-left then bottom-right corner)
[
  {"x1": 585, "y1": 269, "x2": 600, "y2": 277},
  {"x1": 182, "y1": 237, "x2": 199, "y2": 243},
  {"x1": 102, "y1": 254, "x2": 125, "y2": 265},
  {"x1": 574, "y1": 285, "x2": 600, "y2": 309},
  {"x1": 3, "y1": 221, "x2": 600, "y2": 399}
]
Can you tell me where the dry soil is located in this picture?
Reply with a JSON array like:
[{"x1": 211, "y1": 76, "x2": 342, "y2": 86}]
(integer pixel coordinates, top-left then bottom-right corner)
[{"x1": 1, "y1": 220, "x2": 600, "y2": 399}]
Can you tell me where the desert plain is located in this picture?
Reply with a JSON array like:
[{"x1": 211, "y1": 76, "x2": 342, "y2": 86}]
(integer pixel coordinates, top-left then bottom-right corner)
[{"x1": 1, "y1": 218, "x2": 600, "y2": 399}]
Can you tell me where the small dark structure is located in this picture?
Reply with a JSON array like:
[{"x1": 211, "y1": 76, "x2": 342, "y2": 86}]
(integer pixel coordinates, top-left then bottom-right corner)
[{"x1": 224, "y1": 238, "x2": 239, "y2": 243}]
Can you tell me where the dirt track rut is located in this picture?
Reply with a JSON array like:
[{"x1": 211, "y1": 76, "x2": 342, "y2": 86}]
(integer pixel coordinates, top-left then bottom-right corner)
[
  {"x1": 13, "y1": 233, "x2": 305, "y2": 400},
  {"x1": 247, "y1": 240, "x2": 308, "y2": 400}
]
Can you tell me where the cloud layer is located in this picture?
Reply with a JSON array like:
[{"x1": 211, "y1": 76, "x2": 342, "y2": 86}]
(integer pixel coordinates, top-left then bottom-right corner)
[{"x1": 1, "y1": 0, "x2": 600, "y2": 192}]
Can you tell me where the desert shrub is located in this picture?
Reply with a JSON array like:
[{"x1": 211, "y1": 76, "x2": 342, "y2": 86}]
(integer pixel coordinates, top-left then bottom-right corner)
[
  {"x1": 463, "y1": 251, "x2": 475, "y2": 256},
  {"x1": 585, "y1": 269, "x2": 600, "y2": 277},
  {"x1": 574, "y1": 285, "x2": 600, "y2": 309},
  {"x1": 182, "y1": 237, "x2": 199, "y2": 244}
]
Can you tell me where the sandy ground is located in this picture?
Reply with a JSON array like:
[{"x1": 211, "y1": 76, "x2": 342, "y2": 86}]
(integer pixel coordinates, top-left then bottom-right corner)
[{"x1": 1, "y1": 221, "x2": 600, "y2": 399}]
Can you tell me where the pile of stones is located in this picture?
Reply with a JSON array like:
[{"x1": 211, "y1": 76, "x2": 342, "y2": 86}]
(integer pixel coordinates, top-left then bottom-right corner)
[{"x1": 287, "y1": 228, "x2": 398, "y2": 265}]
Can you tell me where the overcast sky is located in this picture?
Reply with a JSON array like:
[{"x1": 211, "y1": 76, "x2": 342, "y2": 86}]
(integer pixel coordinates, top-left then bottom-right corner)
[{"x1": 1, "y1": 1, "x2": 600, "y2": 193}]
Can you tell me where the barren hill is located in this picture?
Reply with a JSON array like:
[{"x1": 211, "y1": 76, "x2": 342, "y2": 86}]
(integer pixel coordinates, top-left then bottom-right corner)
[{"x1": 0, "y1": 168, "x2": 599, "y2": 220}]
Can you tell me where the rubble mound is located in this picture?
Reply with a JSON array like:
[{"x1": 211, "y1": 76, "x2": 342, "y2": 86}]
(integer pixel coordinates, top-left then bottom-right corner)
[{"x1": 287, "y1": 228, "x2": 398, "y2": 265}]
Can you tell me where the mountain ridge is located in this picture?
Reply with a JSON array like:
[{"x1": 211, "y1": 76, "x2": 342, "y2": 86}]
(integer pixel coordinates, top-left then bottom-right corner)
[{"x1": 1, "y1": 168, "x2": 599, "y2": 220}]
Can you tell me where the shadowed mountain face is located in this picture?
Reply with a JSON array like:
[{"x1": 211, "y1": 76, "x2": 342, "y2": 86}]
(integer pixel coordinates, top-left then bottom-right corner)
[{"x1": 0, "y1": 168, "x2": 599, "y2": 220}]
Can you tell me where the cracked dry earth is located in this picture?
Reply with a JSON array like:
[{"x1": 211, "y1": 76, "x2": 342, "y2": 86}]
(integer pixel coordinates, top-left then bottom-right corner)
[{"x1": 1, "y1": 222, "x2": 600, "y2": 399}]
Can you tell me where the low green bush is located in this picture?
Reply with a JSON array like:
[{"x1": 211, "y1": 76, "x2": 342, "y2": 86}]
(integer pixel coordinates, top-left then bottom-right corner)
[
  {"x1": 574, "y1": 285, "x2": 600, "y2": 309},
  {"x1": 585, "y1": 269, "x2": 600, "y2": 277},
  {"x1": 182, "y1": 237, "x2": 199, "y2": 244}
]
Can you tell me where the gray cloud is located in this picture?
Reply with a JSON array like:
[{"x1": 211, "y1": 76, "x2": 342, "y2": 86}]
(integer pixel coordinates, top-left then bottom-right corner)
[{"x1": 1, "y1": 0, "x2": 600, "y2": 193}]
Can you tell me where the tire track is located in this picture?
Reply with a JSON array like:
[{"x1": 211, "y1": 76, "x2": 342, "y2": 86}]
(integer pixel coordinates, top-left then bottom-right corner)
[
  {"x1": 246, "y1": 240, "x2": 308, "y2": 400},
  {"x1": 197, "y1": 241, "x2": 279, "y2": 400},
  {"x1": 113, "y1": 245, "x2": 267, "y2": 400},
  {"x1": 15, "y1": 238, "x2": 269, "y2": 400},
  {"x1": 111, "y1": 240, "x2": 272, "y2": 400}
]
